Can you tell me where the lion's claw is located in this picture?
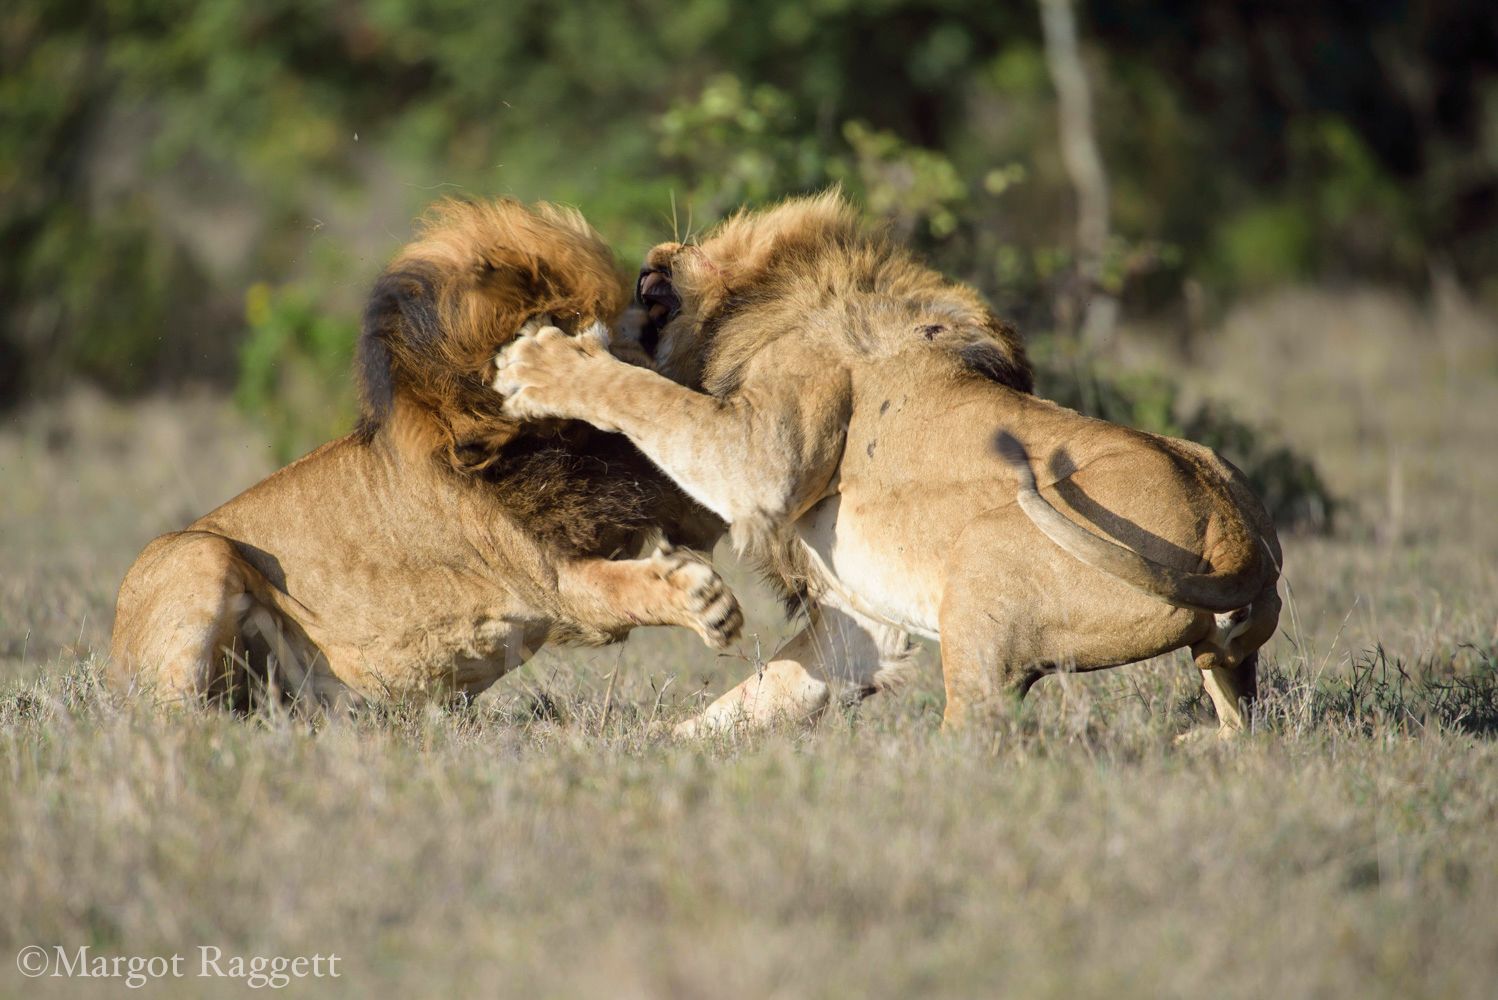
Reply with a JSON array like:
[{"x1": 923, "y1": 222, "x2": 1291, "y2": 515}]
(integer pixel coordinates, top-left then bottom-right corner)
[
  {"x1": 652, "y1": 547, "x2": 743, "y2": 650},
  {"x1": 493, "y1": 324, "x2": 604, "y2": 421}
]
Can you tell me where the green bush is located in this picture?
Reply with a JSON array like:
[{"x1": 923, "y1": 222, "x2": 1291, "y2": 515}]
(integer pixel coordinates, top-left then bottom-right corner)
[
  {"x1": 1209, "y1": 202, "x2": 1317, "y2": 292},
  {"x1": 7, "y1": 1, "x2": 1492, "y2": 409},
  {"x1": 235, "y1": 283, "x2": 358, "y2": 462},
  {"x1": 656, "y1": 74, "x2": 828, "y2": 226}
]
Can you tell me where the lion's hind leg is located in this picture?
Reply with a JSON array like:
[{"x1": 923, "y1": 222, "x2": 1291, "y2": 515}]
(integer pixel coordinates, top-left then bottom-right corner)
[
  {"x1": 936, "y1": 631, "x2": 1046, "y2": 732},
  {"x1": 1190, "y1": 648, "x2": 1258, "y2": 739},
  {"x1": 109, "y1": 531, "x2": 268, "y2": 709},
  {"x1": 1189, "y1": 582, "x2": 1280, "y2": 739}
]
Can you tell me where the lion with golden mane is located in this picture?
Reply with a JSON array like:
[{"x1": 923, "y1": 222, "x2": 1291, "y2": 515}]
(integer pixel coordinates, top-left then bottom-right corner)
[
  {"x1": 494, "y1": 192, "x2": 1282, "y2": 738},
  {"x1": 110, "y1": 199, "x2": 739, "y2": 711}
]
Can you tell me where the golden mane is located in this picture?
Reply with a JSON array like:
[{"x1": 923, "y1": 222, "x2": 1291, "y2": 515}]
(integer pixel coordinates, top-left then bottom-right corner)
[
  {"x1": 668, "y1": 190, "x2": 1033, "y2": 397},
  {"x1": 356, "y1": 198, "x2": 628, "y2": 468}
]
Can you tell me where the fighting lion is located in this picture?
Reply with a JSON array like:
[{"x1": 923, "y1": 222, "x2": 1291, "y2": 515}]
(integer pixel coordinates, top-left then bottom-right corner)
[
  {"x1": 110, "y1": 198, "x2": 740, "y2": 711},
  {"x1": 494, "y1": 192, "x2": 1282, "y2": 738}
]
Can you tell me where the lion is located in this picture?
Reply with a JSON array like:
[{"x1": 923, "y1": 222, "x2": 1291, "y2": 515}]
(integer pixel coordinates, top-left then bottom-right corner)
[
  {"x1": 109, "y1": 198, "x2": 741, "y2": 712},
  {"x1": 492, "y1": 192, "x2": 1282, "y2": 738}
]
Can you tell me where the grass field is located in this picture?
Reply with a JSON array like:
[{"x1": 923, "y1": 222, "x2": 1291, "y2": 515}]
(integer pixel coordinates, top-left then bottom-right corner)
[{"x1": 3, "y1": 287, "x2": 1497, "y2": 998}]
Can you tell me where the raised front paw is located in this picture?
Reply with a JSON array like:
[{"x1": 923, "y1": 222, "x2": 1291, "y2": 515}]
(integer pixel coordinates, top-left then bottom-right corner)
[
  {"x1": 492, "y1": 323, "x2": 612, "y2": 423},
  {"x1": 651, "y1": 546, "x2": 743, "y2": 650}
]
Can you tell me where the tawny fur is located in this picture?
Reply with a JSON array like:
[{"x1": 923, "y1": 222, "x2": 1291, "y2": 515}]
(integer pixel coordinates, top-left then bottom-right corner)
[
  {"x1": 495, "y1": 191, "x2": 1281, "y2": 737},
  {"x1": 110, "y1": 199, "x2": 737, "y2": 711},
  {"x1": 651, "y1": 193, "x2": 1032, "y2": 399}
]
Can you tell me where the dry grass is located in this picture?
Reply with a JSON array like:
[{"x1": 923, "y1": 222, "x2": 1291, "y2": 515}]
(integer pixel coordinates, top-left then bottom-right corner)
[{"x1": 2, "y1": 288, "x2": 1497, "y2": 998}]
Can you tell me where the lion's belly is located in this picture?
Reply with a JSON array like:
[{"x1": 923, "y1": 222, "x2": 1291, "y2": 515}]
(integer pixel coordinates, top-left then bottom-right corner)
[
  {"x1": 794, "y1": 495, "x2": 946, "y2": 639},
  {"x1": 314, "y1": 616, "x2": 548, "y2": 701}
]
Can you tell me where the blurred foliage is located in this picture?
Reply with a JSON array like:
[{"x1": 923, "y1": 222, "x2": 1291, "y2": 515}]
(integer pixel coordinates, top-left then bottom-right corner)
[
  {"x1": 656, "y1": 74, "x2": 827, "y2": 225},
  {"x1": 4, "y1": 0, "x2": 1496, "y2": 531},
  {"x1": 656, "y1": 76, "x2": 981, "y2": 241},
  {"x1": 237, "y1": 283, "x2": 358, "y2": 462},
  {"x1": 837, "y1": 120, "x2": 970, "y2": 240},
  {"x1": 6, "y1": 0, "x2": 1497, "y2": 400}
]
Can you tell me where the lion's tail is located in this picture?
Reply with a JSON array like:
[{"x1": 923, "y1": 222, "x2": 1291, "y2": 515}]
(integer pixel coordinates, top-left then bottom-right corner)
[{"x1": 993, "y1": 432, "x2": 1263, "y2": 613}]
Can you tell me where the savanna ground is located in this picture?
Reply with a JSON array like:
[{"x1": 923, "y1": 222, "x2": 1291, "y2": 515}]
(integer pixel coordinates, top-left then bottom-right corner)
[{"x1": 3, "y1": 288, "x2": 1497, "y2": 998}]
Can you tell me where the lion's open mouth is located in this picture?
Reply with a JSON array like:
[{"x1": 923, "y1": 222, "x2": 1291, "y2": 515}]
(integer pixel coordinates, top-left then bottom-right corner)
[{"x1": 636, "y1": 267, "x2": 679, "y2": 355}]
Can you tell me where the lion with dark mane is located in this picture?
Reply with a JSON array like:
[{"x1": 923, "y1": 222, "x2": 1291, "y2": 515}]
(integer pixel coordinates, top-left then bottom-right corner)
[{"x1": 111, "y1": 199, "x2": 738, "y2": 711}]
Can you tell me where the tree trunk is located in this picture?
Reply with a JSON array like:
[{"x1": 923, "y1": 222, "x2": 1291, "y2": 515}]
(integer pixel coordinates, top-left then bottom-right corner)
[{"x1": 1038, "y1": 0, "x2": 1117, "y2": 350}]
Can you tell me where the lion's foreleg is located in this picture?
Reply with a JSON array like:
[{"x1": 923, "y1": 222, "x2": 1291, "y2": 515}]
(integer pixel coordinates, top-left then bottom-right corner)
[
  {"x1": 495, "y1": 326, "x2": 843, "y2": 529},
  {"x1": 556, "y1": 547, "x2": 743, "y2": 650},
  {"x1": 244, "y1": 606, "x2": 313, "y2": 703}
]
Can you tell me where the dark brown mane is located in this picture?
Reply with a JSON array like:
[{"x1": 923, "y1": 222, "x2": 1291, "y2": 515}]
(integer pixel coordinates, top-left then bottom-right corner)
[{"x1": 477, "y1": 430, "x2": 711, "y2": 555}]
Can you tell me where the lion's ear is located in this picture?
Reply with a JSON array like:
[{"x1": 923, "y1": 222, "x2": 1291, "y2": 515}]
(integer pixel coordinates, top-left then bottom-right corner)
[{"x1": 356, "y1": 263, "x2": 442, "y2": 438}]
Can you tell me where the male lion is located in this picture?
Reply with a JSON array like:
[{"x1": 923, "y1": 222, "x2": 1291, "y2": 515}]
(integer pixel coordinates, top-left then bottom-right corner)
[
  {"x1": 110, "y1": 199, "x2": 740, "y2": 711},
  {"x1": 493, "y1": 192, "x2": 1282, "y2": 737}
]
